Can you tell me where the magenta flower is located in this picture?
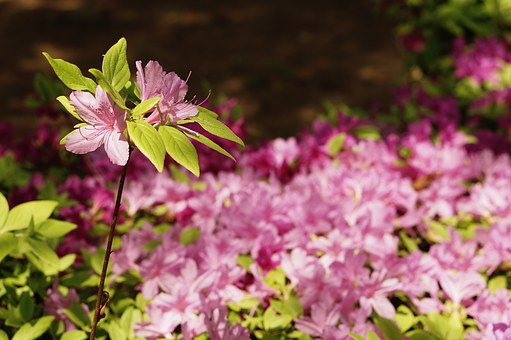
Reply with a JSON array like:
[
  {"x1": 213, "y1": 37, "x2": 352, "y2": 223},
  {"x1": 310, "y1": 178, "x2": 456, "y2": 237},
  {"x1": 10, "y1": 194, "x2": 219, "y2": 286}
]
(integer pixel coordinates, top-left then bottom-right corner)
[
  {"x1": 136, "y1": 60, "x2": 198, "y2": 123},
  {"x1": 65, "y1": 86, "x2": 129, "y2": 165}
]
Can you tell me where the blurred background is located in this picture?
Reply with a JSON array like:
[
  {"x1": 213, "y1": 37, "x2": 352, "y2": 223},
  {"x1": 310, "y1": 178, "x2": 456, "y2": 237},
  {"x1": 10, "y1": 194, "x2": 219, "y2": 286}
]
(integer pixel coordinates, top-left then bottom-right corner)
[{"x1": 0, "y1": 0, "x2": 401, "y2": 140}]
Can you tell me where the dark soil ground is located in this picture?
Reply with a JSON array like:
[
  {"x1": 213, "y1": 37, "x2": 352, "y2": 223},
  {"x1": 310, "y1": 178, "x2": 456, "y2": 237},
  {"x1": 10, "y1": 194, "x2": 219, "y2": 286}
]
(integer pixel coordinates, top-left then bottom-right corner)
[{"x1": 0, "y1": 0, "x2": 401, "y2": 141}]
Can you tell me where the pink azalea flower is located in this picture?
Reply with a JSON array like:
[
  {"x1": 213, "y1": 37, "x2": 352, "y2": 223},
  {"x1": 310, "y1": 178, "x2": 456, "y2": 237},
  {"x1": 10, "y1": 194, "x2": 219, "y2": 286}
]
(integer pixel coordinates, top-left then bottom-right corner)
[
  {"x1": 438, "y1": 270, "x2": 485, "y2": 307},
  {"x1": 136, "y1": 60, "x2": 198, "y2": 123},
  {"x1": 65, "y1": 86, "x2": 129, "y2": 165}
]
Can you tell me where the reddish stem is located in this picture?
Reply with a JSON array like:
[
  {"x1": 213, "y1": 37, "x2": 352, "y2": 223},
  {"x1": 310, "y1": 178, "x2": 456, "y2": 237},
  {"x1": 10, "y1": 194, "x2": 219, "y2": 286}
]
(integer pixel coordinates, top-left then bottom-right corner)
[{"x1": 89, "y1": 150, "x2": 131, "y2": 339}]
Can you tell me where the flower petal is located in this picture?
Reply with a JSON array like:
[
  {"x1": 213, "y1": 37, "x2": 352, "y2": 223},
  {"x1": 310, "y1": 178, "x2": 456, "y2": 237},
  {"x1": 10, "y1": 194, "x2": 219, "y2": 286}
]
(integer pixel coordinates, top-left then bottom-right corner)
[
  {"x1": 136, "y1": 60, "x2": 164, "y2": 101},
  {"x1": 169, "y1": 102, "x2": 198, "y2": 122},
  {"x1": 69, "y1": 89, "x2": 103, "y2": 125},
  {"x1": 65, "y1": 126, "x2": 104, "y2": 154},
  {"x1": 162, "y1": 72, "x2": 188, "y2": 102},
  {"x1": 104, "y1": 130, "x2": 129, "y2": 166}
]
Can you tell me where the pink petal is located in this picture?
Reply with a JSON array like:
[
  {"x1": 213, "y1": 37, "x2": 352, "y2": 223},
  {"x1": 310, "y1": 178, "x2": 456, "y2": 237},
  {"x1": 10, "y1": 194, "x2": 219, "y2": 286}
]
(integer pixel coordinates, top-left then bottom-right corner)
[
  {"x1": 65, "y1": 126, "x2": 104, "y2": 155},
  {"x1": 69, "y1": 89, "x2": 103, "y2": 125},
  {"x1": 104, "y1": 131, "x2": 129, "y2": 166},
  {"x1": 169, "y1": 102, "x2": 198, "y2": 122},
  {"x1": 136, "y1": 60, "x2": 164, "y2": 101},
  {"x1": 163, "y1": 71, "x2": 188, "y2": 102},
  {"x1": 371, "y1": 296, "x2": 396, "y2": 319}
]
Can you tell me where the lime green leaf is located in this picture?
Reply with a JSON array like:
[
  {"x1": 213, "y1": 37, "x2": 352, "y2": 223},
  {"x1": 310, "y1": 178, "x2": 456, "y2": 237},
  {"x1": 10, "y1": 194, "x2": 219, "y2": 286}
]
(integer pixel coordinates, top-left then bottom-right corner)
[
  {"x1": 59, "y1": 254, "x2": 76, "y2": 271},
  {"x1": 90, "y1": 247, "x2": 107, "y2": 275},
  {"x1": 88, "y1": 68, "x2": 128, "y2": 110},
  {"x1": 406, "y1": 330, "x2": 436, "y2": 340},
  {"x1": 2, "y1": 200, "x2": 58, "y2": 233},
  {"x1": 327, "y1": 132, "x2": 346, "y2": 156},
  {"x1": 42, "y1": 53, "x2": 96, "y2": 92},
  {"x1": 425, "y1": 220, "x2": 450, "y2": 243},
  {"x1": 0, "y1": 232, "x2": 17, "y2": 263},
  {"x1": 263, "y1": 306, "x2": 293, "y2": 330},
  {"x1": 106, "y1": 320, "x2": 127, "y2": 340},
  {"x1": 27, "y1": 238, "x2": 60, "y2": 275},
  {"x1": 237, "y1": 254, "x2": 254, "y2": 271},
  {"x1": 127, "y1": 120, "x2": 165, "y2": 172},
  {"x1": 56, "y1": 96, "x2": 83, "y2": 122},
  {"x1": 102, "y1": 37, "x2": 130, "y2": 92},
  {"x1": 395, "y1": 305, "x2": 416, "y2": 332},
  {"x1": 159, "y1": 126, "x2": 200, "y2": 176},
  {"x1": 119, "y1": 307, "x2": 142, "y2": 338},
  {"x1": 488, "y1": 275, "x2": 507, "y2": 293},
  {"x1": 348, "y1": 333, "x2": 367, "y2": 340},
  {"x1": 35, "y1": 218, "x2": 76, "y2": 238},
  {"x1": 185, "y1": 132, "x2": 235, "y2": 161},
  {"x1": 0, "y1": 330, "x2": 8, "y2": 340},
  {"x1": 367, "y1": 330, "x2": 381, "y2": 340},
  {"x1": 194, "y1": 106, "x2": 218, "y2": 119},
  {"x1": 0, "y1": 192, "x2": 8, "y2": 229},
  {"x1": 132, "y1": 97, "x2": 161, "y2": 117},
  {"x1": 353, "y1": 125, "x2": 381, "y2": 141},
  {"x1": 179, "y1": 227, "x2": 201, "y2": 245},
  {"x1": 12, "y1": 316, "x2": 54, "y2": 340},
  {"x1": 190, "y1": 107, "x2": 244, "y2": 146},
  {"x1": 374, "y1": 314, "x2": 403, "y2": 340},
  {"x1": 61, "y1": 330, "x2": 87, "y2": 340}
]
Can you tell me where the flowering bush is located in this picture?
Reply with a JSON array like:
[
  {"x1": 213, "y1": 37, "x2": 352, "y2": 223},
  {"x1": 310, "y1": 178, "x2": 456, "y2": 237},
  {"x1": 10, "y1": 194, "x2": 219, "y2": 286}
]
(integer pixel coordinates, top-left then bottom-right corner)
[{"x1": 3, "y1": 2, "x2": 511, "y2": 339}]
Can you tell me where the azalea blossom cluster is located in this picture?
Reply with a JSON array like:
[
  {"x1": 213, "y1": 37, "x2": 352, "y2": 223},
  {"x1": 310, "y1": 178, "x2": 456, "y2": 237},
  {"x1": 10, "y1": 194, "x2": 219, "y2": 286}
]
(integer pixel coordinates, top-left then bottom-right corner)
[{"x1": 47, "y1": 111, "x2": 508, "y2": 338}]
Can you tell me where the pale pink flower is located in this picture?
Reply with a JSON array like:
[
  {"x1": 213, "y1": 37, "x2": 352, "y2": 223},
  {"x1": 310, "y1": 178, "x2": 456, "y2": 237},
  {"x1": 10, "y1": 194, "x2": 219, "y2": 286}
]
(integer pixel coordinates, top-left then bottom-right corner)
[
  {"x1": 65, "y1": 86, "x2": 129, "y2": 165},
  {"x1": 136, "y1": 60, "x2": 198, "y2": 123},
  {"x1": 438, "y1": 270, "x2": 485, "y2": 307}
]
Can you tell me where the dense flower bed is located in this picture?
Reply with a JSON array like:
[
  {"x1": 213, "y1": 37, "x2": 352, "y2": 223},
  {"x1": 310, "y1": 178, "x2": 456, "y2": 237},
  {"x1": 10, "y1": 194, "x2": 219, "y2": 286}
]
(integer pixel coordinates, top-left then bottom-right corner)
[{"x1": 4, "y1": 1, "x2": 511, "y2": 339}]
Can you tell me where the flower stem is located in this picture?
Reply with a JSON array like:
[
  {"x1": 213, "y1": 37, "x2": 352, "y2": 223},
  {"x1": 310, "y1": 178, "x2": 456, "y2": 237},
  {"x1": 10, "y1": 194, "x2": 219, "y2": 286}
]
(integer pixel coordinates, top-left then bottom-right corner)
[{"x1": 90, "y1": 150, "x2": 131, "y2": 339}]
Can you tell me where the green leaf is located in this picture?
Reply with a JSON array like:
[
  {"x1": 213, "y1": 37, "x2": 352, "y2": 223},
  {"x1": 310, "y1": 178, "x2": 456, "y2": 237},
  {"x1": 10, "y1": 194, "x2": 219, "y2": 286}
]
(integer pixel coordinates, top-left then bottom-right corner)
[
  {"x1": 159, "y1": 126, "x2": 200, "y2": 176},
  {"x1": 90, "y1": 247, "x2": 105, "y2": 275},
  {"x1": 0, "y1": 192, "x2": 8, "y2": 229},
  {"x1": 0, "y1": 153, "x2": 30, "y2": 190},
  {"x1": 327, "y1": 132, "x2": 346, "y2": 156},
  {"x1": 348, "y1": 333, "x2": 367, "y2": 340},
  {"x1": 12, "y1": 316, "x2": 54, "y2": 340},
  {"x1": 62, "y1": 301, "x2": 90, "y2": 330},
  {"x1": 237, "y1": 254, "x2": 254, "y2": 271},
  {"x1": 0, "y1": 330, "x2": 8, "y2": 340},
  {"x1": 394, "y1": 305, "x2": 416, "y2": 333},
  {"x1": 353, "y1": 125, "x2": 381, "y2": 141},
  {"x1": 27, "y1": 238, "x2": 60, "y2": 275},
  {"x1": 179, "y1": 227, "x2": 201, "y2": 245},
  {"x1": 185, "y1": 132, "x2": 235, "y2": 161},
  {"x1": 106, "y1": 320, "x2": 127, "y2": 340},
  {"x1": 61, "y1": 330, "x2": 87, "y2": 340},
  {"x1": 366, "y1": 330, "x2": 380, "y2": 340},
  {"x1": 119, "y1": 307, "x2": 142, "y2": 338},
  {"x1": 35, "y1": 219, "x2": 76, "y2": 238},
  {"x1": 190, "y1": 107, "x2": 244, "y2": 146},
  {"x1": 406, "y1": 330, "x2": 436, "y2": 340},
  {"x1": 19, "y1": 292, "x2": 35, "y2": 322},
  {"x1": 42, "y1": 53, "x2": 96, "y2": 92},
  {"x1": 488, "y1": 275, "x2": 507, "y2": 293},
  {"x1": 131, "y1": 97, "x2": 161, "y2": 117},
  {"x1": 263, "y1": 267, "x2": 286, "y2": 291},
  {"x1": 263, "y1": 306, "x2": 293, "y2": 330},
  {"x1": 56, "y1": 96, "x2": 83, "y2": 122},
  {"x1": 102, "y1": 37, "x2": 130, "y2": 92},
  {"x1": 374, "y1": 314, "x2": 403, "y2": 340},
  {"x1": 127, "y1": 120, "x2": 165, "y2": 172},
  {"x1": 59, "y1": 254, "x2": 76, "y2": 271},
  {"x1": 88, "y1": 68, "x2": 128, "y2": 110},
  {"x1": 2, "y1": 200, "x2": 58, "y2": 233}
]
